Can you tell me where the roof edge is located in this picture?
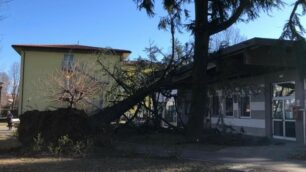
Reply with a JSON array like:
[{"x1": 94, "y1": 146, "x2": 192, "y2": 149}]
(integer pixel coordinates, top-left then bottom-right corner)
[
  {"x1": 12, "y1": 44, "x2": 132, "y2": 57},
  {"x1": 215, "y1": 37, "x2": 296, "y2": 57}
]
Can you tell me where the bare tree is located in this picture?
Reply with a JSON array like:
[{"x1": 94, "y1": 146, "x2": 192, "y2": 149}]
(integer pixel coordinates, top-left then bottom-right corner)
[
  {"x1": 0, "y1": 71, "x2": 9, "y2": 109},
  {"x1": 42, "y1": 61, "x2": 105, "y2": 109},
  {"x1": 9, "y1": 62, "x2": 19, "y2": 110},
  {"x1": 210, "y1": 27, "x2": 247, "y2": 52},
  {"x1": 0, "y1": 72, "x2": 9, "y2": 91}
]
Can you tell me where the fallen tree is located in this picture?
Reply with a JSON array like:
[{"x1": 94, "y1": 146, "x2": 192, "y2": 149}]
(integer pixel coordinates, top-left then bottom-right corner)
[
  {"x1": 89, "y1": 77, "x2": 166, "y2": 129},
  {"x1": 89, "y1": 9, "x2": 193, "y2": 132},
  {"x1": 89, "y1": 49, "x2": 193, "y2": 131}
]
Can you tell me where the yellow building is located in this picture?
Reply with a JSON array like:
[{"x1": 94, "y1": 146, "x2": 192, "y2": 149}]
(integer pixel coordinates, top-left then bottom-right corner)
[{"x1": 12, "y1": 44, "x2": 131, "y2": 115}]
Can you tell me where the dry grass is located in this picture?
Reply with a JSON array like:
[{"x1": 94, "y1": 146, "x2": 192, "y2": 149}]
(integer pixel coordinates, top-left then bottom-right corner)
[
  {"x1": 0, "y1": 124, "x2": 230, "y2": 172},
  {"x1": 114, "y1": 132, "x2": 224, "y2": 153},
  {"x1": 0, "y1": 123, "x2": 278, "y2": 172},
  {"x1": 0, "y1": 123, "x2": 21, "y2": 151},
  {"x1": 0, "y1": 155, "x2": 231, "y2": 172}
]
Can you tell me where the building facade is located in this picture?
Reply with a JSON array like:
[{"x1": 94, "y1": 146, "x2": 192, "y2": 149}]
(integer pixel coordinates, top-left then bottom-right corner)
[
  {"x1": 13, "y1": 44, "x2": 131, "y2": 114},
  {"x1": 161, "y1": 38, "x2": 306, "y2": 144}
]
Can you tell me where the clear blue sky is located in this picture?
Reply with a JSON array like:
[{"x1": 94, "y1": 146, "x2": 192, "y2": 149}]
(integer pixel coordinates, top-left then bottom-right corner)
[{"x1": 0, "y1": 0, "x2": 303, "y2": 72}]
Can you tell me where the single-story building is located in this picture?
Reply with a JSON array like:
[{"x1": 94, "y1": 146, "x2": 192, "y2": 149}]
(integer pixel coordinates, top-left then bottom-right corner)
[{"x1": 160, "y1": 38, "x2": 306, "y2": 144}]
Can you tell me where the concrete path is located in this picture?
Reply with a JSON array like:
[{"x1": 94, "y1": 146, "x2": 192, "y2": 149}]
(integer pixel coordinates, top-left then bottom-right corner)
[
  {"x1": 182, "y1": 143, "x2": 306, "y2": 172},
  {"x1": 115, "y1": 141, "x2": 306, "y2": 172}
]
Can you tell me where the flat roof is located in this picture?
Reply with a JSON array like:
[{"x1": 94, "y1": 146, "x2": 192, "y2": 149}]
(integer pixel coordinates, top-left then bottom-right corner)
[{"x1": 215, "y1": 37, "x2": 295, "y2": 57}]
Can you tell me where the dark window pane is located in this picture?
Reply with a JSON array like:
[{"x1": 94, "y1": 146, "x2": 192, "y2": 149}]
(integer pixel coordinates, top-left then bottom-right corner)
[
  {"x1": 226, "y1": 97, "x2": 233, "y2": 116},
  {"x1": 285, "y1": 121, "x2": 296, "y2": 138},
  {"x1": 212, "y1": 96, "x2": 219, "y2": 115},
  {"x1": 273, "y1": 121, "x2": 283, "y2": 136}
]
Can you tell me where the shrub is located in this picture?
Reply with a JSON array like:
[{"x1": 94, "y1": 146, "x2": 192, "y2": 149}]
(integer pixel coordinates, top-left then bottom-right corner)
[
  {"x1": 32, "y1": 133, "x2": 44, "y2": 152},
  {"x1": 18, "y1": 108, "x2": 90, "y2": 146},
  {"x1": 48, "y1": 135, "x2": 88, "y2": 156}
]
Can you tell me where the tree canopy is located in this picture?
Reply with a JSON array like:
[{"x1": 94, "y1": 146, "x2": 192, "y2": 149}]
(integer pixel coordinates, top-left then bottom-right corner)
[{"x1": 135, "y1": 0, "x2": 284, "y2": 35}]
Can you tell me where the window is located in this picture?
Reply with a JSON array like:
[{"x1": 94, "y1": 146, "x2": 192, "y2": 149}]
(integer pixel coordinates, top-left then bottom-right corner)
[
  {"x1": 165, "y1": 105, "x2": 177, "y2": 123},
  {"x1": 225, "y1": 97, "x2": 233, "y2": 116},
  {"x1": 272, "y1": 82, "x2": 295, "y2": 97},
  {"x1": 62, "y1": 54, "x2": 74, "y2": 71},
  {"x1": 240, "y1": 96, "x2": 251, "y2": 117},
  {"x1": 212, "y1": 96, "x2": 219, "y2": 115}
]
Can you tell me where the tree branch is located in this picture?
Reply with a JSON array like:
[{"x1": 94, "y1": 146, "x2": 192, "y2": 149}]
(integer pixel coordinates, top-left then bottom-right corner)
[{"x1": 208, "y1": 1, "x2": 249, "y2": 35}]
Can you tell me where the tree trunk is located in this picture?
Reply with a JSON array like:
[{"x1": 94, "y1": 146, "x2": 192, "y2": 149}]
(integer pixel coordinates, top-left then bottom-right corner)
[
  {"x1": 89, "y1": 78, "x2": 167, "y2": 130},
  {"x1": 151, "y1": 93, "x2": 162, "y2": 128},
  {"x1": 187, "y1": 0, "x2": 209, "y2": 141}
]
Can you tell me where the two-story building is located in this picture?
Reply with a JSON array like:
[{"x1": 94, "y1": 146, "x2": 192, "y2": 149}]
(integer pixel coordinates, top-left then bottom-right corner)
[{"x1": 13, "y1": 44, "x2": 131, "y2": 114}]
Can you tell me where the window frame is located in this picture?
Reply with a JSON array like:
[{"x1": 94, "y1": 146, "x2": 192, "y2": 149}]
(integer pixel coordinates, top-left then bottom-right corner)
[{"x1": 240, "y1": 95, "x2": 251, "y2": 118}]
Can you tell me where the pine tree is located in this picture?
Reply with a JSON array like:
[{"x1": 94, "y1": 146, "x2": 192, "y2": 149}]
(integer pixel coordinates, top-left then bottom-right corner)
[{"x1": 135, "y1": 0, "x2": 287, "y2": 140}]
